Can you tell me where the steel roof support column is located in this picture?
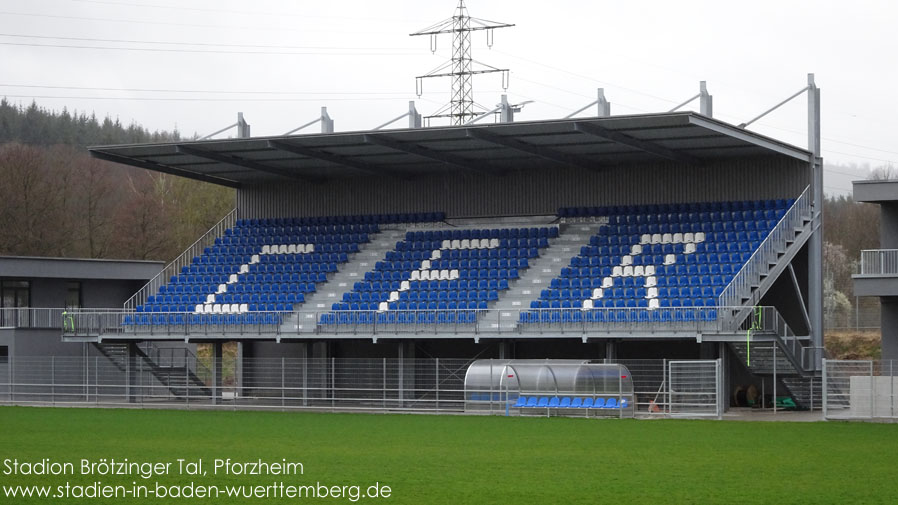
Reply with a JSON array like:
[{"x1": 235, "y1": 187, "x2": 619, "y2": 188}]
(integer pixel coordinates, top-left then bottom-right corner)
[
  {"x1": 320, "y1": 107, "x2": 334, "y2": 133},
  {"x1": 236, "y1": 112, "x2": 251, "y2": 138},
  {"x1": 699, "y1": 81, "x2": 713, "y2": 117},
  {"x1": 499, "y1": 94, "x2": 514, "y2": 123},
  {"x1": 597, "y1": 88, "x2": 611, "y2": 117},
  {"x1": 807, "y1": 73, "x2": 824, "y2": 370}
]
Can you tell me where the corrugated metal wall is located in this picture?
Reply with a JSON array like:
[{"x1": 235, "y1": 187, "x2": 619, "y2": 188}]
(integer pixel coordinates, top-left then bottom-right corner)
[{"x1": 236, "y1": 156, "x2": 809, "y2": 219}]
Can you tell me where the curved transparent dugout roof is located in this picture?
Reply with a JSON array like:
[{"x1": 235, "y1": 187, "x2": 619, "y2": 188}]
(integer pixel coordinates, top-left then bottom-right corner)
[{"x1": 464, "y1": 359, "x2": 634, "y2": 398}]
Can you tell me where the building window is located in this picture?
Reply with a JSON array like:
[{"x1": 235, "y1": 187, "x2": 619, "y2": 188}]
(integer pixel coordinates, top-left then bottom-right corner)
[
  {"x1": 65, "y1": 281, "x2": 82, "y2": 309},
  {"x1": 0, "y1": 346, "x2": 7, "y2": 364},
  {"x1": 0, "y1": 280, "x2": 30, "y2": 308}
]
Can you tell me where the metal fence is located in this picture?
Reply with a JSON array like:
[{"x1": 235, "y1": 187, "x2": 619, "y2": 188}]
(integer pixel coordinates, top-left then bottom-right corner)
[
  {"x1": 0, "y1": 308, "x2": 113, "y2": 329},
  {"x1": 0, "y1": 355, "x2": 720, "y2": 417},
  {"x1": 823, "y1": 359, "x2": 898, "y2": 421},
  {"x1": 668, "y1": 359, "x2": 722, "y2": 418},
  {"x1": 858, "y1": 249, "x2": 898, "y2": 276}
]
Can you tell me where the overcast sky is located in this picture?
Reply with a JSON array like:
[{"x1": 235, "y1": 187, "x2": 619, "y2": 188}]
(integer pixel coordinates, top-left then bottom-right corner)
[{"x1": 1, "y1": 0, "x2": 896, "y2": 195}]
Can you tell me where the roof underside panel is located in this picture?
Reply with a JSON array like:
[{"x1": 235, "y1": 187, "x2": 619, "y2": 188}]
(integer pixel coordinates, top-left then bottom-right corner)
[{"x1": 88, "y1": 112, "x2": 812, "y2": 187}]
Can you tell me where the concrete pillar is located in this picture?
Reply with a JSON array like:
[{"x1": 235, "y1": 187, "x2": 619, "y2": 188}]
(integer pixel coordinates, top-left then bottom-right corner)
[
  {"x1": 126, "y1": 342, "x2": 139, "y2": 403},
  {"x1": 882, "y1": 297, "x2": 898, "y2": 361},
  {"x1": 605, "y1": 341, "x2": 616, "y2": 361},
  {"x1": 718, "y1": 342, "x2": 730, "y2": 409},
  {"x1": 212, "y1": 342, "x2": 223, "y2": 405}
]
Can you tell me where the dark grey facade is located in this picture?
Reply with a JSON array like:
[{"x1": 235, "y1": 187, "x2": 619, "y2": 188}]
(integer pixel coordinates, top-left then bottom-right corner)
[
  {"x1": 237, "y1": 156, "x2": 808, "y2": 219},
  {"x1": 0, "y1": 256, "x2": 163, "y2": 358}
]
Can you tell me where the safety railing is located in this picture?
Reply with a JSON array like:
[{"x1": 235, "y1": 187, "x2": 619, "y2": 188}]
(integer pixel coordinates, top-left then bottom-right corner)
[
  {"x1": 62, "y1": 305, "x2": 797, "y2": 339},
  {"x1": 718, "y1": 186, "x2": 811, "y2": 308},
  {"x1": 0, "y1": 307, "x2": 108, "y2": 329},
  {"x1": 124, "y1": 208, "x2": 237, "y2": 311},
  {"x1": 857, "y1": 249, "x2": 898, "y2": 276}
]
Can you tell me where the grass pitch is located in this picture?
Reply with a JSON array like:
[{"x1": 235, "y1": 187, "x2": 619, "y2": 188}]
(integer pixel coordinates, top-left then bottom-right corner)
[{"x1": 1, "y1": 406, "x2": 896, "y2": 504}]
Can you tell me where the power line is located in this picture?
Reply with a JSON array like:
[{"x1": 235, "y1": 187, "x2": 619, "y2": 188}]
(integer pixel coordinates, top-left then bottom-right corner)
[
  {"x1": 68, "y1": 0, "x2": 418, "y2": 23},
  {"x1": 0, "y1": 33, "x2": 411, "y2": 51},
  {"x1": 0, "y1": 10, "x2": 383, "y2": 34},
  {"x1": 0, "y1": 41, "x2": 417, "y2": 56},
  {"x1": 0, "y1": 94, "x2": 413, "y2": 102},
  {"x1": 0, "y1": 84, "x2": 410, "y2": 96}
]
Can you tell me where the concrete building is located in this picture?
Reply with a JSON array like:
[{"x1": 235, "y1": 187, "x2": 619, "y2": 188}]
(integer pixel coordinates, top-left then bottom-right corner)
[{"x1": 852, "y1": 180, "x2": 898, "y2": 360}]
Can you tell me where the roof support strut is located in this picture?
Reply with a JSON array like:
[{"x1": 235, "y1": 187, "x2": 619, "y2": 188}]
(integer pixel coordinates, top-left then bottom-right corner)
[
  {"x1": 363, "y1": 134, "x2": 499, "y2": 176},
  {"x1": 89, "y1": 150, "x2": 242, "y2": 188},
  {"x1": 175, "y1": 145, "x2": 319, "y2": 184},
  {"x1": 573, "y1": 122, "x2": 699, "y2": 164},
  {"x1": 465, "y1": 127, "x2": 597, "y2": 171}
]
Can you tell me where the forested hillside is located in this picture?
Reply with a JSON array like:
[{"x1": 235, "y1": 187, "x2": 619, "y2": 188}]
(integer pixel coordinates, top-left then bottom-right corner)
[{"x1": 0, "y1": 100, "x2": 233, "y2": 261}]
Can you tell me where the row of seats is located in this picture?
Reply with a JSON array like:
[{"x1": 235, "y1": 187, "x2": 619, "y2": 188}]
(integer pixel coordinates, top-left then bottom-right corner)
[
  {"x1": 352, "y1": 279, "x2": 510, "y2": 293},
  {"x1": 320, "y1": 310, "x2": 482, "y2": 325},
  {"x1": 405, "y1": 227, "x2": 557, "y2": 241},
  {"x1": 226, "y1": 224, "x2": 378, "y2": 237},
  {"x1": 511, "y1": 396, "x2": 629, "y2": 409},
  {"x1": 215, "y1": 236, "x2": 363, "y2": 249},
  {"x1": 541, "y1": 284, "x2": 725, "y2": 301},
  {"x1": 344, "y1": 288, "x2": 507, "y2": 304},
  {"x1": 596, "y1": 222, "x2": 777, "y2": 239},
  {"x1": 558, "y1": 198, "x2": 793, "y2": 217},
  {"x1": 125, "y1": 312, "x2": 285, "y2": 326},
  {"x1": 560, "y1": 263, "x2": 744, "y2": 282},
  {"x1": 519, "y1": 308, "x2": 719, "y2": 323},
  {"x1": 606, "y1": 210, "x2": 786, "y2": 226},
  {"x1": 533, "y1": 297, "x2": 719, "y2": 309},
  {"x1": 396, "y1": 239, "x2": 548, "y2": 252},
  {"x1": 235, "y1": 212, "x2": 444, "y2": 227}
]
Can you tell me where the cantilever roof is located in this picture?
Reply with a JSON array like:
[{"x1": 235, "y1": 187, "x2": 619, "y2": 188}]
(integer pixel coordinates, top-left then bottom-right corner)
[{"x1": 88, "y1": 112, "x2": 812, "y2": 189}]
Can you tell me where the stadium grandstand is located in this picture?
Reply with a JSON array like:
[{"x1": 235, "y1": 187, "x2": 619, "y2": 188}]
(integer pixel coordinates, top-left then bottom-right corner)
[{"x1": 60, "y1": 82, "x2": 826, "y2": 412}]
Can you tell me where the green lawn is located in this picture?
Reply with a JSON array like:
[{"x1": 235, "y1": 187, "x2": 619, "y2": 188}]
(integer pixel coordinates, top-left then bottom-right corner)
[{"x1": 1, "y1": 406, "x2": 896, "y2": 504}]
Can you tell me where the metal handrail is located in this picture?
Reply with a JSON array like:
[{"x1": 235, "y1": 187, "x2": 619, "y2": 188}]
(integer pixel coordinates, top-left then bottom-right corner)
[
  {"x1": 718, "y1": 186, "x2": 811, "y2": 308},
  {"x1": 124, "y1": 208, "x2": 237, "y2": 311},
  {"x1": 0, "y1": 307, "x2": 110, "y2": 329},
  {"x1": 61, "y1": 305, "x2": 798, "y2": 339},
  {"x1": 857, "y1": 249, "x2": 898, "y2": 276}
]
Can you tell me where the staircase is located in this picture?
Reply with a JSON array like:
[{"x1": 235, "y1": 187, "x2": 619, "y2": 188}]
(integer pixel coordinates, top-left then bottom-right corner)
[
  {"x1": 720, "y1": 188, "x2": 814, "y2": 322},
  {"x1": 728, "y1": 341, "x2": 822, "y2": 409},
  {"x1": 93, "y1": 343, "x2": 211, "y2": 397},
  {"x1": 476, "y1": 222, "x2": 598, "y2": 332},
  {"x1": 284, "y1": 228, "x2": 408, "y2": 332},
  {"x1": 781, "y1": 376, "x2": 823, "y2": 409},
  {"x1": 718, "y1": 188, "x2": 819, "y2": 380}
]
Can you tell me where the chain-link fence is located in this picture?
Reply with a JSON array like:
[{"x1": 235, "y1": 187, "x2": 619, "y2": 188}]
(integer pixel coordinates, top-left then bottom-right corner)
[
  {"x1": 0, "y1": 355, "x2": 720, "y2": 417},
  {"x1": 823, "y1": 359, "x2": 898, "y2": 421}
]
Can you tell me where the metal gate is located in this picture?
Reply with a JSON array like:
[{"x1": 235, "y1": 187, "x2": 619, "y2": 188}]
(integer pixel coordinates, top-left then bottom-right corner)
[
  {"x1": 824, "y1": 359, "x2": 898, "y2": 421},
  {"x1": 668, "y1": 359, "x2": 722, "y2": 418}
]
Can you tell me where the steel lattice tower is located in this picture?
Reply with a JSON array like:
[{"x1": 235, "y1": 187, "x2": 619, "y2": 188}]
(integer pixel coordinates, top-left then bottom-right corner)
[{"x1": 411, "y1": 1, "x2": 513, "y2": 125}]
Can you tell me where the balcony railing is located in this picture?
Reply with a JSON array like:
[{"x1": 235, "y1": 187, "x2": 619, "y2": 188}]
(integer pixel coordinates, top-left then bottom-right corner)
[
  {"x1": 0, "y1": 308, "x2": 115, "y2": 330},
  {"x1": 61, "y1": 305, "x2": 791, "y2": 339},
  {"x1": 857, "y1": 249, "x2": 898, "y2": 276}
]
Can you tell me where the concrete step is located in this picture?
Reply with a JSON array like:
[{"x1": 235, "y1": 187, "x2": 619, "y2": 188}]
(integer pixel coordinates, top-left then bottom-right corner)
[
  {"x1": 478, "y1": 223, "x2": 599, "y2": 331},
  {"x1": 286, "y1": 229, "x2": 406, "y2": 332}
]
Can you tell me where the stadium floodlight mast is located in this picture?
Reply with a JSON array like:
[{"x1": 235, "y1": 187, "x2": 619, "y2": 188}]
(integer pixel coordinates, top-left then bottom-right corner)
[{"x1": 411, "y1": 0, "x2": 514, "y2": 126}]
